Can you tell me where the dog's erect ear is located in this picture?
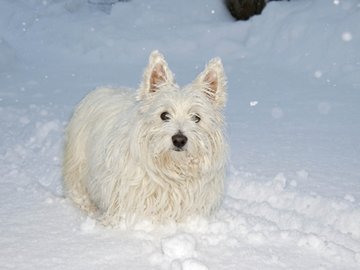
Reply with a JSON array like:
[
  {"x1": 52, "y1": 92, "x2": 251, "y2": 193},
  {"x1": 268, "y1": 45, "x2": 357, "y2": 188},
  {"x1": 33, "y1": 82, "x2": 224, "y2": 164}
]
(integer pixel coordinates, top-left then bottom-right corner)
[
  {"x1": 137, "y1": 50, "x2": 175, "y2": 100},
  {"x1": 194, "y1": 58, "x2": 227, "y2": 108}
]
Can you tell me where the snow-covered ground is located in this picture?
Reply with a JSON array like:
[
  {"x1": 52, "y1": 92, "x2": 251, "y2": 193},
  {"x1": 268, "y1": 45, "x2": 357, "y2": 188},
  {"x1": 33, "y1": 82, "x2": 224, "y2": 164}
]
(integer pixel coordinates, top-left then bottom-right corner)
[{"x1": 1, "y1": 0, "x2": 360, "y2": 269}]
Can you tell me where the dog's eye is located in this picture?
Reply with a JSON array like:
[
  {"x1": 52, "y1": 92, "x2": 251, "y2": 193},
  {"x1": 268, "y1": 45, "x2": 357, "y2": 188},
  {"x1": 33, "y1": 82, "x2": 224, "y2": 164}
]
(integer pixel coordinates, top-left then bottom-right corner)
[
  {"x1": 191, "y1": 114, "x2": 201, "y2": 123},
  {"x1": 160, "y1": 112, "x2": 171, "y2": 121}
]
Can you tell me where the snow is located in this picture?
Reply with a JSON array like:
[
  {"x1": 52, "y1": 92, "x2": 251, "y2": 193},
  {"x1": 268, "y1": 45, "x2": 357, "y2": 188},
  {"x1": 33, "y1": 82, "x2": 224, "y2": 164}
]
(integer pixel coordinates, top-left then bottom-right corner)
[{"x1": 1, "y1": 0, "x2": 360, "y2": 269}]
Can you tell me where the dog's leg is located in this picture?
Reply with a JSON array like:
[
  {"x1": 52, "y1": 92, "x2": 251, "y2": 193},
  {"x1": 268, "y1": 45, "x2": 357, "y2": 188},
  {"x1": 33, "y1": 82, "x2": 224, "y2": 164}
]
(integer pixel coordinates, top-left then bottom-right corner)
[
  {"x1": 63, "y1": 158, "x2": 99, "y2": 216},
  {"x1": 63, "y1": 117, "x2": 99, "y2": 216}
]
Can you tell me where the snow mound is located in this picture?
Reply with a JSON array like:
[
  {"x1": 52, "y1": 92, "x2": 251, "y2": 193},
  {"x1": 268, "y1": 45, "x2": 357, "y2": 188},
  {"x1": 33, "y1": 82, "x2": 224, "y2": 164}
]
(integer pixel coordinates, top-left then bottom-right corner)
[
  {"x1": 161, "y1": 234, "x2": 197, "y2": 259},
  {"x1": 149, "y1": 233, "x2": 205, "y2": 269},
  {"x1": 180, "y1": 259, "x2": 208, "y2": 270}
]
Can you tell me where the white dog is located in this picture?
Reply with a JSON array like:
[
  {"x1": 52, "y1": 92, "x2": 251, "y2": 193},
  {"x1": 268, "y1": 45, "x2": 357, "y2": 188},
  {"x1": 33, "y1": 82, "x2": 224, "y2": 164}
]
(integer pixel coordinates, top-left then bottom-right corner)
[{"x1": 63, "y1": 51, "x2": 227, "y2": 225}]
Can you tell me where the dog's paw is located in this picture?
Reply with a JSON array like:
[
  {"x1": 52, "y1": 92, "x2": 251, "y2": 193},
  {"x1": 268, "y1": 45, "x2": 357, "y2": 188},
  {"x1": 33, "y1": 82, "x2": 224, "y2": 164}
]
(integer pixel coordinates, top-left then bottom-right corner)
[
  {"x1": 79, "y1": 200, "x2": 99, "y2": 216},
  {"x1": 98, "y1": 214, "x2": 119, "y2": 228}
]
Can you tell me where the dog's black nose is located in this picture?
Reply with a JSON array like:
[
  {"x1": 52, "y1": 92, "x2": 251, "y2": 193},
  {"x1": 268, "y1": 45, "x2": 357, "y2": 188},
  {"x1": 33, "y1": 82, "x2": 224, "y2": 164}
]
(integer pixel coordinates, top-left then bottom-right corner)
[{"x1": 172, "y1": 133, "x2": 188, "y2": 149}]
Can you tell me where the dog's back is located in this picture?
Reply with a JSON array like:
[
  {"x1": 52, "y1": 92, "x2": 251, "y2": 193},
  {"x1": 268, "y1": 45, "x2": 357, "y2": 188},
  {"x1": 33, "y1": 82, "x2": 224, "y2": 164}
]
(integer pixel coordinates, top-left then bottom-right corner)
[{"x1": 63, "y1": 87, "x2": 134, "y2": 213}]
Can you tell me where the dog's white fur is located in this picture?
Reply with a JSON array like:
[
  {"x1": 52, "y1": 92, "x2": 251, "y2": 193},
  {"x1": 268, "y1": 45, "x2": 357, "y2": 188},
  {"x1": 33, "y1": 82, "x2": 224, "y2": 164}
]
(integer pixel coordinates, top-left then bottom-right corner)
[{"x1": 63, "y1": 51, "x2": 227, "y2": 225}]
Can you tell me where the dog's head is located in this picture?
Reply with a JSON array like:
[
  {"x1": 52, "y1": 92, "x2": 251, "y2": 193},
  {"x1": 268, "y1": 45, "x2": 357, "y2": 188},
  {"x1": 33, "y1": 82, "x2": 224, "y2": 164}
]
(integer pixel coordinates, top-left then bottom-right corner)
[{"x1": 132, "y1": 51, "x2": 227, "y2": 176}]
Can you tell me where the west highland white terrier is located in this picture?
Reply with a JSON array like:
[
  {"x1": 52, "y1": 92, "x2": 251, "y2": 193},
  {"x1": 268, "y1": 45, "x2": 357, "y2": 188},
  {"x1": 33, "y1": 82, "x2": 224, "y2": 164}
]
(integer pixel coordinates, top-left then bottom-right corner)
[{"x1": 63, "y1": 51, "x2": 227, "y2": 225}]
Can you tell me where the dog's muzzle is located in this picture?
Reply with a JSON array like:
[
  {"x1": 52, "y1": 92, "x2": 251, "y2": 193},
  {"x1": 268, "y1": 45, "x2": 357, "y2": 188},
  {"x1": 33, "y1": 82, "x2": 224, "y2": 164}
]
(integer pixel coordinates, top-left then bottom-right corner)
[{"x1": 172, "y1": 132, "x2": 188, "y2": 151}]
